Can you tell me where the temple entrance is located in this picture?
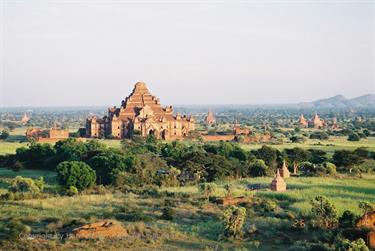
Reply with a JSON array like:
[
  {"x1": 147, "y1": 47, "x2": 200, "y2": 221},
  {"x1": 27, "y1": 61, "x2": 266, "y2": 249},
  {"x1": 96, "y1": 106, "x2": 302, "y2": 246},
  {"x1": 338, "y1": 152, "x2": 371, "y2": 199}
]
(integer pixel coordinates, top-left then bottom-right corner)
[
  {"x1": 161, "y1": 129, "x2": 168, "y2": 140},
  {"x1": 149, "y1": 129, "x2": 155, "y2": 136}
]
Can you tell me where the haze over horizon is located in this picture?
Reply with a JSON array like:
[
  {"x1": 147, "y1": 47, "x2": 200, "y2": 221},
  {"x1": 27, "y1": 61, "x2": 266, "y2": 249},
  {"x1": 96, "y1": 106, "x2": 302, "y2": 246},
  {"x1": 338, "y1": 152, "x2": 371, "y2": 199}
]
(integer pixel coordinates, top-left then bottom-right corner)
[{"x1": 1, "y1": 0, "x2": 374, "y2": 107}]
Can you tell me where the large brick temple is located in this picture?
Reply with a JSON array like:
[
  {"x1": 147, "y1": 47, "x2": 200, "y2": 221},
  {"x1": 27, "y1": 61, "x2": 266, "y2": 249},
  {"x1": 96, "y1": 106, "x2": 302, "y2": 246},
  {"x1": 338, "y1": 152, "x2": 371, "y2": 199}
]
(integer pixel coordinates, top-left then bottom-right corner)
[{"x1": 86, "y1": 82, "x2": 195, "y2": 139}]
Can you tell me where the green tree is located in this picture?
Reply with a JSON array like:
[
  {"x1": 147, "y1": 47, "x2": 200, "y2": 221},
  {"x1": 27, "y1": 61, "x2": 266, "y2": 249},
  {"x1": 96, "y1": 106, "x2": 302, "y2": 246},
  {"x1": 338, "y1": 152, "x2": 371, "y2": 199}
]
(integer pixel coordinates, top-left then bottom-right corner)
[
  {"x1": 88, "y1": 150, "x2": 135, "y2": 185},
  {"x1": 339, "y1": 210, "x2": 358, "y2": 228},
  {"x1": 56, "y1": 161, "x2": 96, "y2": 191},
  {"x1": 310, "y1": 196, "x2": 338, "y2": 229},
  {"x1": 309, "y1": 131, "x2": 329, "y2": 140},
  {"x1": 9, "y1": 176, "x2": 44, "y2": 194},
  {"x1": 222, "y1": 206, "x2": 247, "y2": 238},
  {"x1": 254, "y1": 145, "x2": 278, "y2": 170},
  {"x1": 332, "y1": 150, "x2": 362, "y2": 170},
  {"x1": 358, "y1": 201, "x2": 375, "y2": 215},
  {"x1": 348, "y1": 133, "x2": 360, "y2": 142},
  {"x1": 336, "y1": 238, "x2": 369, "y2": 251},
  {"x1": 0, "y1": 129, "x2": 10, "y2": 140},
  {"x1": 246, "y1": 159, "x2": 268, "y2": 177}
]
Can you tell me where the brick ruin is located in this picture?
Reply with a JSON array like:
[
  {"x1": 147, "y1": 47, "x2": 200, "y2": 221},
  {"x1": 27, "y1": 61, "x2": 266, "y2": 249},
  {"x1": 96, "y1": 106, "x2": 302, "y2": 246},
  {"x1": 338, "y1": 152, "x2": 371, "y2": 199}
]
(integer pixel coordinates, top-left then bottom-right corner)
[
  {"x1": 297, "y1": 113, "x2": 329, "y2": 129},
  {"x1": 270, "y1": 169, "x2": 287, "y2": 192},
  {"x1": 86, "y1": 82, "x2": 195, "y2": 140}
]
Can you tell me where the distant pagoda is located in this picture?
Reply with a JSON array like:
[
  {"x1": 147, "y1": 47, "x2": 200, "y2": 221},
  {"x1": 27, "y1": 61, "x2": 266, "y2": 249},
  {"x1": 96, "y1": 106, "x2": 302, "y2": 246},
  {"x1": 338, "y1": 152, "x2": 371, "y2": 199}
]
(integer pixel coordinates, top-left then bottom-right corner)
[
  {"x1": 279, "y1": 160, "x2": 290, "y2": 178},
  {"x1": 298, "y1": 114, "x2": 308, "y2": 127},
  {"x1": 205, "y1": 111, "x2": 216, "y2": 125},
  {"x1": 270, "y1": 169, "x2": 287, "y2": 192}
]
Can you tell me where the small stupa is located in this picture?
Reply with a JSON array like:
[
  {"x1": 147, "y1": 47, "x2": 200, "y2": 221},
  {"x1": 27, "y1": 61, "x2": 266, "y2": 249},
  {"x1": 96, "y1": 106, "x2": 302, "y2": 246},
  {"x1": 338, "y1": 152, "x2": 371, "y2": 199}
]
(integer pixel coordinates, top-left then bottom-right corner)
[
  {"x1": 270, "y1": 169, "x2": 287, "y2": 192},
  {"x1": 279, "y1": 160, "x2": 290, "y2": 178},
  {"x1": 298, "y1": 114, "x2": 308, "y2": 127}
]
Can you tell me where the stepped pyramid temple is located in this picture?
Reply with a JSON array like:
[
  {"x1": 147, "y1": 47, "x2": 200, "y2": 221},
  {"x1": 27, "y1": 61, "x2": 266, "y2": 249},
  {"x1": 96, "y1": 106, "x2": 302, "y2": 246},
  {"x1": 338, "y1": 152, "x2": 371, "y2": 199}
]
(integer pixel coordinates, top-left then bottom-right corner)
[{"x1": 86, "y1": 82, "x2": 195, "y2": 140}]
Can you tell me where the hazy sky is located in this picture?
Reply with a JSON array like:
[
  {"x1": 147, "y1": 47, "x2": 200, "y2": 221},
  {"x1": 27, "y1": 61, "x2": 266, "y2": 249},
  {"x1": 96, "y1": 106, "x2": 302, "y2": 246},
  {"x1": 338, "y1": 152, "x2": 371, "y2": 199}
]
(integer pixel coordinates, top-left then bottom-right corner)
[{"x1": 0, "y1": 0, "x2": 374, "y2": 107}]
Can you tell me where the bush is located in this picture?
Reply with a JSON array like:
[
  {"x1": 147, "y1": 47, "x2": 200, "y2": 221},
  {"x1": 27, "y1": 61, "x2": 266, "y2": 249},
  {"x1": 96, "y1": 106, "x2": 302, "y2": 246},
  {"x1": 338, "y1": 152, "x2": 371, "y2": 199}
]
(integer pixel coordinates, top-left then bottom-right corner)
[
  {"x1": 161, "y1": 207, "x2": 175, "y2": 221},
  {"x1": 2, "y1": 220, "x2": 31, "y2": 240},
  {"x1": 222, "y1": 206, "x2": 247, "y2": 238},
  {"x1": 247, "y1": 159, "x2": 268, "y2": 177},
  {"x1": 9, "y1": 176, "x2": 43, "y2": 194},
  {"x1": 66, "y1": 186, "x2": 79, "y2": 196},
  {"x1": 88, "y1": 150, "x2": 135, "y2": 185},
  {"x1": 336, "y1": 237, "x2": 369, "y2": 251},
  {"x1": 348, "y1": 133, "x2": 360, "y2": 142},
  {"x1": 322, "y1": 162, "x2": 337, "y2": 176},
  {"x1": 198, "y1": 182, "x2": 217, "y2": 200},
  {"x1": 0, "y1": 129, "x2": 10, "y2": 140},
  {"x1": 310, "y1": 196, "x2": 338, "y2": 229},
  {"x1": 56, "y1": 161, "x2": 96, "y2": 191},
  {"x1": 309, "y1": 131, "x2": 329, "y2": 140},
  {"x1": 339, "y1": 210, "x2": 358, "y2": 228}
]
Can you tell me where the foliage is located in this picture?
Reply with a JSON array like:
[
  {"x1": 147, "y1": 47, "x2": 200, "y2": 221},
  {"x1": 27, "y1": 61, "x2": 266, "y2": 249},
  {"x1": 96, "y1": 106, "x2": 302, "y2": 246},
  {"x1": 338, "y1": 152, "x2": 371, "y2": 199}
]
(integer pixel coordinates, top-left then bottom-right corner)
[
  {"x1": 9, "y1": 176, "x2": 44, "y2": 194},
  {"x1": 338, "y1": 210, "x2": 358, "y2": 228},
  {"x1": 66, "y1": 185, "x2": 79, "y2": 196},
  {"x1": 358, "y1": 201, "x2": 375, "y2": 215},
  {"x1": 1, "y1": 220, "x2": 31, "y2": 241},
  {"x1": 0, "y1": 129, "x2": 10, "y2": 140},
  {"x1": 161, "y1": 207, "x2": 175, "y2": 221},
  {"x1": 56, "y1": 161, "x2": 96, "y2": 191},
  {"x1": 309, "y1": 131, "x2": 329, "y2": 140},
  {"x1": 15, "y1": 143, "x2": 56, "y2": 169},
  {"x1": 336, "y1": 237, "x2": 369, "y2": 251},
  {"x1": 88, "y1": 149, "x2": 135, "y2": 185},
  {"x1": 198, "y1": 182, "x2": 217, "y2": 200},
  {"x1": 246, "y1": 159, "x2": 269, "y2": 177},
  {"x1": 222, "y1": 206, "x2": 247, "y2": 238},
  {"x1": 348, "y1": 133, "x2": 361, "y2": 142},
  {"x1": 310, "y1": 196, "x2": 338, "y2": 229},
  {"x1": 253, "y1": 145, "x2": 279, "y2": 170}
]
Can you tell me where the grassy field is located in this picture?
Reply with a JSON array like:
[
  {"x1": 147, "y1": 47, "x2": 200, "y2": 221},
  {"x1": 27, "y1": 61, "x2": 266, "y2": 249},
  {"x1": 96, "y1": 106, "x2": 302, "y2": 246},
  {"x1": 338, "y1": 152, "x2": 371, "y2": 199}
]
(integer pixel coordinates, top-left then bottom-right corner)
[
  {"x1": 241, "y1": 136, "x2": 375, "y2": 155},
  {"x1": 0, "y1": 167, "x2": 374, "y2": 250}
]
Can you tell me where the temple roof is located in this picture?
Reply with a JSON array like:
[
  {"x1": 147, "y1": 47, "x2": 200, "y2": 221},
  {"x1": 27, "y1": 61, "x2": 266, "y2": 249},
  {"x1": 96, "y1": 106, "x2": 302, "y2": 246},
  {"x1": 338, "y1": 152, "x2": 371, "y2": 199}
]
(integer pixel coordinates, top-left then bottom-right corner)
[{"x1": 106, "y1": 82, "x2": 192, "y2": 122}]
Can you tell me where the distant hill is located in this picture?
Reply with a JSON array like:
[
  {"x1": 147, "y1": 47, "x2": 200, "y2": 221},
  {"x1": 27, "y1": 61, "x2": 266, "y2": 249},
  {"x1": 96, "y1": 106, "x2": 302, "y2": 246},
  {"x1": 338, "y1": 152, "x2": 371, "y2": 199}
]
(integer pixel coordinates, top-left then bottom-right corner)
[{"x1": 299, "y1": 94, "x2": 375, "y2": 109}]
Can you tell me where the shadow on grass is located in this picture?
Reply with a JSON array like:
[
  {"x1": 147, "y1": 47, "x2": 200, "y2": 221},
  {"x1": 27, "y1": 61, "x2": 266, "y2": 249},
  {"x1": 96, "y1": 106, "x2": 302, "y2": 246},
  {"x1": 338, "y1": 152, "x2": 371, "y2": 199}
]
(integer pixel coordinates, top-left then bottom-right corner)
[
  {"x1": 164, "y1": 239, "x2": 213, "y2": 250},
  {"x1": 317, "y1": 184, "x2": 375, "y2": 196}
]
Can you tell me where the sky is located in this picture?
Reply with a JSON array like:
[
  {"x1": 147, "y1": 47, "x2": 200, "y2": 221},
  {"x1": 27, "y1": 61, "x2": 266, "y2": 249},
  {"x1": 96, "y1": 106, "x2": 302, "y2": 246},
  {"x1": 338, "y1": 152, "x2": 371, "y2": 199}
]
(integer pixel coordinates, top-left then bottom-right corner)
[{"x1": 0, "y1": 0, "x2": 374, "y2": 107}]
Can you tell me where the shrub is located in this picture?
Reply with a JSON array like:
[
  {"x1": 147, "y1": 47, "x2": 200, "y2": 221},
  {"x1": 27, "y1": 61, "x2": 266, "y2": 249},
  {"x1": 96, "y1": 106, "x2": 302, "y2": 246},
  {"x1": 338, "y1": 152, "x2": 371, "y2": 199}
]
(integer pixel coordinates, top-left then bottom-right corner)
[
  {"x1": 309, "y1": 131, "x2": 329, "y2": 140},
  {"x1": 56, "y1": 161, "x2": 96, "y2": 191},
  {"x1": 161, "y1": 207, "x2": 175, "y2": 221},
  {"x1": 224, "y1": 183, "x2": 234, "y2": 197},
  {"x1": 66, "y1": 186, "x2": 79, "y2": 196},
  {"x1": 339, "y1": 210, "x2": 358, "y2": 228},
  {"x1": 358, "y1": 201, "x2": 375, "y2": 215},
  {"x1": 88, "y1": 150, "x2": 135, "y2": 185},
  {"x1": 9, "y1": 176, "x2": 43, "y2": 194},
  {"x1": 310, "y1": 196, "x2": 338, "y2": 229},
  {"x1": 12, "y1": 161, "x2": 23, "y2": 172},
  {"x1": 322, "y1": 162, "x2": 337, "y2": 175},
  {"x1": 247, "y1": 159, "x2": 268, "y2": 177},
  {"x1": 348, "y1": 133, "x2": 360, "y2": 142},
  {"x1": 198, "y1": 182, "x2": 217, "y2": 200},
  {"x1": 2, "y1": 220, "x2": 31, "y2": 240},
  {"x1": 336, "y1": 237, "x2": 369, "y2": 251},
  {"x1": 222, "y1": 206, "x2": 247, "y2": 238},
  {"x1": 0, "y1": 129, "x2": 10, "y2": 140}
]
